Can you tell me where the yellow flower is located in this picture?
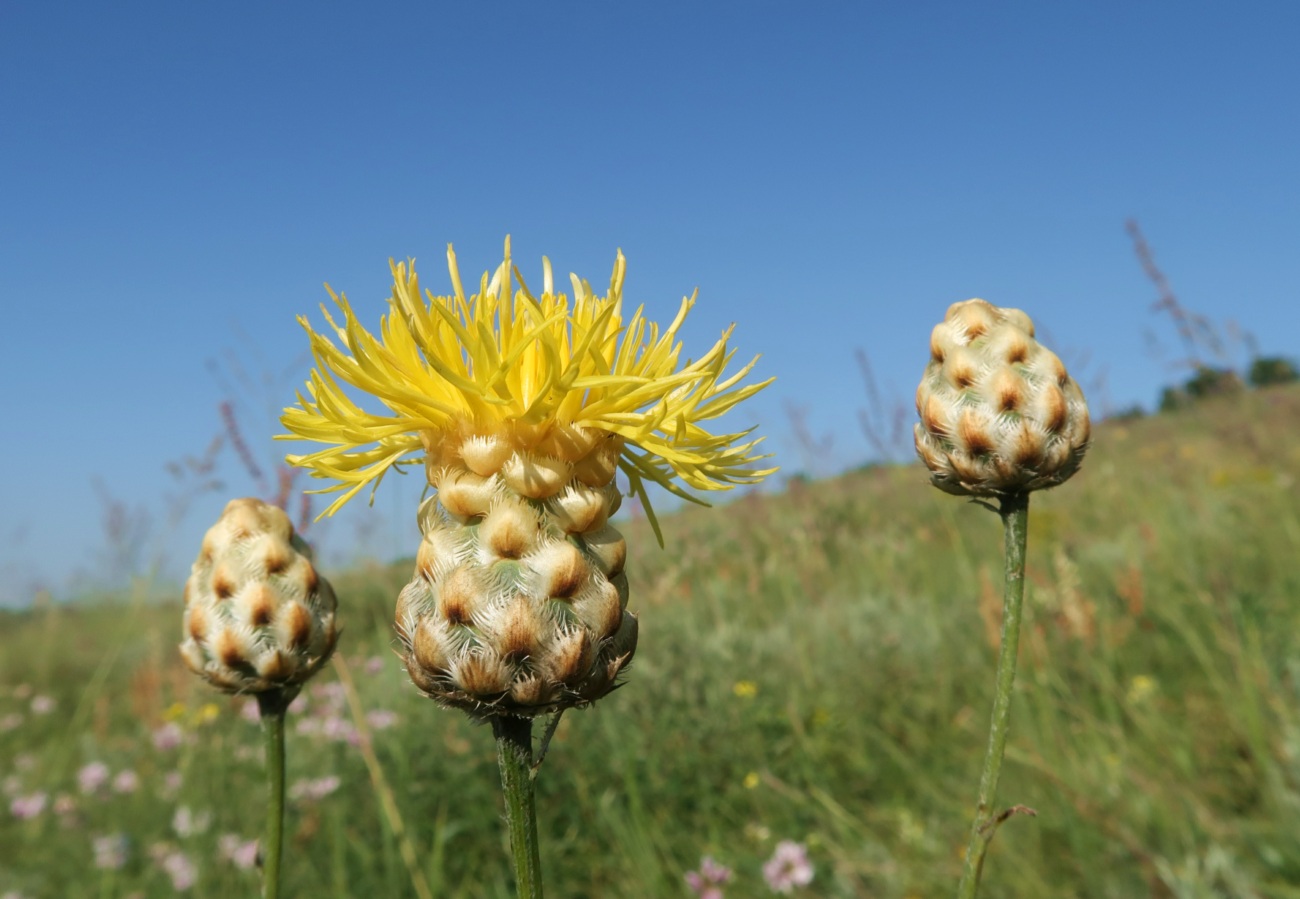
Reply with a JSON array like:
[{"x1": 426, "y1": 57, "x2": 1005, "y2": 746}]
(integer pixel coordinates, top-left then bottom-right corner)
[
  {"x1": 732, "y1": 680, "x2": 758, "y2": 698},
  {"x1": 1126, "y1": 675, "x2": 1156, "y2": 705},
  {"x1": 743, "y1": 771, "x2": 760, "y2": 789},
  {"x1": 193, "y1": 703, "x2": 221, "y2": 726},
  {"x1": 280, "y1": 237, "x2": 774, "y2": 540}
]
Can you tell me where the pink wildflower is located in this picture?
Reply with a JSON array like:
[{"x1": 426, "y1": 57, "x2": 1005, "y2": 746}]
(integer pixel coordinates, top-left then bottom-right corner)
[
  {"x1": 365, "y1": 655, "x2": 385, "y2": 675},
  {"x1": 112, "y1": 770, "x2": 140, "y2": 794},
  {"x1": 365, "y1": 709, "x2": 399, "y2": 730},
  {"x1": 159, "y1": 849, "x2": 197, "y2": 890},
  {"x1": 241, "y1": 699, "x2": 261, "y2": 724},
  {"x1": 52, "y1": 794, "x2": 76, "y2": 816},
  {"x1": 762, "y1": 841, "x2": 814, "y2": 893},
  {"x1": 685, "y1": 856, "x2": 733, "y2": 899},
  {"x1": 9, "y1": 792, "x2": 47, "y2": 820},
  {"x1": 78, "y1": 761, "x2": 110, "y2": 795},
  {"x1": 0, "y1": 713, "x2": 22, "y2": 732},
  {"x1": 218, "y1": 834, "x2": 260, "y2": 870},
  {"x1": 320, "y1": 715, "x2": 357, "y2": 743},
  {"x1": 310, "y1": 681, "x2": 346, "y2": 712},
  {"x1": 29, "y1": 695, "x2": 55, "y2": 715},
  {"x1": 289, "y1": 775, "x2": 340, "y2": 801},
  {"x1": 93, "y1": 833, "x2": 130, "y2": 870},
  {"x1": 152, "y1": 722, "x2": 185, "y2": 751},
  {"x1": 161, "y1": 770, "x2": 183, "y2": 799},
  {"x1": 172, "y1": 806, "x2": 211, "y2": 837}
]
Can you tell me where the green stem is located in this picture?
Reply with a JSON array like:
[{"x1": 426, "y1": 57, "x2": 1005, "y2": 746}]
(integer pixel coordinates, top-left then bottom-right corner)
[
  {"x1": 956, "y1": 492, "x2": 1031, "y2": 899},
  {"x1": 258, "y1": 688, "x2": 294, "y2": 899},
  {"x1": 492, "y1": 714, "x2": 544, "y2": 898}
]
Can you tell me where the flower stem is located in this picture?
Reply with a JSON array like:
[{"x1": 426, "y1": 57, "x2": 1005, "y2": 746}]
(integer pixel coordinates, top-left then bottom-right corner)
[
  {"x1": 257, "y1": 688, "x2": 294, "y2": 899},
  {"x1": 956, "y1": 492, "x2": 1031, "y2": 899},
  {"x1": 492, "y1": 714, "x2": 544, "y2": 898}
]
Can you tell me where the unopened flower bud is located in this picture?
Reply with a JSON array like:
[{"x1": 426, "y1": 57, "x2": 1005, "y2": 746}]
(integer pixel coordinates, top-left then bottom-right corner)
[{"x1": 914, "y1": 299, "x2": 1090, "y2": 497}]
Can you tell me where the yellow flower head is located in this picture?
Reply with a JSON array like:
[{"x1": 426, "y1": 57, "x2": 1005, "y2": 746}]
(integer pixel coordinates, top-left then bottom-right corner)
[{"x1": 280, "y1": 237, "x2": 775, "y2": 540}]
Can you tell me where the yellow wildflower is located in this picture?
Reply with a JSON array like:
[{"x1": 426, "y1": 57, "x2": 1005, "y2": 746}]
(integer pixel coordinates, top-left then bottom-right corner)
[
  {"x1": 743, "y1": 771, "x2": 760, "y2": 789},
  {"x1": 1126, "y1": 675, "x2": 1156, "y2": 705},
  {"x1": 280, "y1": 237, "x2": 774, "y2": 541},
  {"x1": 733, "y1": 680, "x2": 758, "y2": 699},
  {"x1": 193, "y1": 703, "x2": 221, "y2": 726}
]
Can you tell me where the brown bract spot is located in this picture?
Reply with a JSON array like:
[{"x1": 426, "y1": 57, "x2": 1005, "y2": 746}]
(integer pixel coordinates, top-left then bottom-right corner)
[
  {"x1": 929, "y1": 329, "x2": 946, "y2": 363},
  {"x1": 483, "y1": 506, "x2": 536, "y2": 560},
  {"x1": 1005, "y1": 335, "x2": 1029, "y2": 364},
  {"x1": 256, "y1": 650, "x2": 293, "y2": 681},
  {"x1": 244, "y1": 583, "x2": 277, "y2": 627},
  {"x1": 1051, "y1": 354, "x2": 1069, "y2": 385},
  {"x1": 263, "y1": 542, "x2": 291, "y2": 576},
  {"x1": 497, "y1": 597, "x2": 541, "y2": 661},
  {"x1": 216, "y1": 629, "x2": 250, "y2": 670},
  {"x1": 412, "y1": 619, "x2": 449, "y2": 674},
  {"x1": 438, "y1": 566, "x2": 479, "y2": 626},
  {"x1": 211, "y1": 566, "x2": 236, "y2": 601},
  {"x1": 952, "y1": 301, "x2": 995, "y2": 340},
  {"x1": 581, "y1": 581, "x2": 623, "y2": 640},
  {"x1": 1012, "y1": 424, "x2": 1043, "y2": 467},
  {"x1": 301, "y1": 562, "x2": 319, "y2": 594},
  {"x1": 959, "y1": 409, "x2": 994, "y2": 457},
  {"x1": 1040, "y1": 386, "x2": 1068, "y2": 433},
  {"x1": 510, "y1": 675, "x2": 551, "y2": 707},
  {"x1": 186, "y1": 607, "x2": 208, "y2": 643},
  {"x1": 922, "y1": 394, "x2": 948, "y2": 438},
  {"x1": 455, "y1": 652, "x2": 510, "y2": 696},
  {"x1": 950, "y1": 362, "x2": 976, "y2": 390},
  {"x1": 281, "y1": 602, "x2": 314, "y2": 650},
  {"x1": 994, "y1": 370, "x2": 1023, "y2": 412},
  {"x1": 950, "y1": 453, "x2": 987, "y2": 485},
  {"x1": 543, "y1": 542, "x2": 589, "y2": 599},
  {"x1": 548, "y1": 630, "x2": 592, "y2": 686}
]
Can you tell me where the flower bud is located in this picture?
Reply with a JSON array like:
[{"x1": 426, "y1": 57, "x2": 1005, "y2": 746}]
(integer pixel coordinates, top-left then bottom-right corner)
[{"x1": 914, "y1": 299, "x2": 1090, "y2": 496}]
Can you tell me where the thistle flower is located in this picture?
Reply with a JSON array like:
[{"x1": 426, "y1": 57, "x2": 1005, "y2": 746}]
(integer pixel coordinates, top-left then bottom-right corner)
[
  {"x1": 914, "y1": 298, "x2": 1089, "y2": 497},
  {"x1": 281, "y1": 238, "x2": 773, "y2": 718},
  {"x1": 179, "y1": 498, "x2": 338, "y2": 695}
]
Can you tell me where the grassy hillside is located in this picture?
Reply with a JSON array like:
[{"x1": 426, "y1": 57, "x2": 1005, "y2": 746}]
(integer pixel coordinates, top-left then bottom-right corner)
[{"x1": 3, "y1": 385, "x2": 1300, "y2": 897}]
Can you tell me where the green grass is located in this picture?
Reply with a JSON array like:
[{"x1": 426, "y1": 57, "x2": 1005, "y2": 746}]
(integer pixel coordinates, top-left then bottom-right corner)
[{"x1": 3, "y1": 385, "x2": 1300, "y2": 897}]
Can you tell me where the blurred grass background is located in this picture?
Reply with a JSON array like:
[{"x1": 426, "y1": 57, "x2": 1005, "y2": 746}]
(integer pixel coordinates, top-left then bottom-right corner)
[{"x1": 3, "y1": 385, "x2": 1300, "y2": 897}]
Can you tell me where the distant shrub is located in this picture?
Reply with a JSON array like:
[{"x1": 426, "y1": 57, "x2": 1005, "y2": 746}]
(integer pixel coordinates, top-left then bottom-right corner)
[
  {"x1": 1248, "y1": 355, "x2": 1299, "y2": 387},
  {"x1": 1159, "y1": 366, "x2": 1245, "y2": 412},
  {"x1": 1109, "y1": 404, "x2": 1147, "y2": 422}
]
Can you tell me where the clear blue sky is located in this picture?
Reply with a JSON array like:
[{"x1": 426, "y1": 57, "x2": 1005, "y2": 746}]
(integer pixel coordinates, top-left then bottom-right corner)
[{"x1": 3, "y1": 2, "x2": 1298, "y2": 606}]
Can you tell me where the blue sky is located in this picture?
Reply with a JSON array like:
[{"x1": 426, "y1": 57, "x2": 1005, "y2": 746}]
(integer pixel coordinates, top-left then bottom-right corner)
[{"x1": 3, "y1": 2, "x2": 1298, "y2": 606}]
